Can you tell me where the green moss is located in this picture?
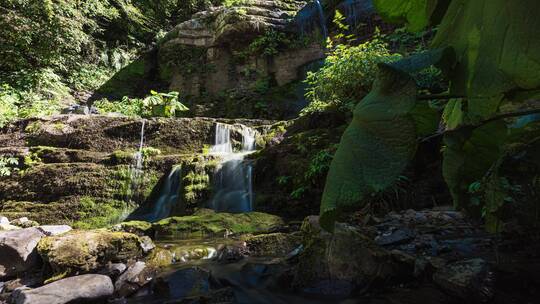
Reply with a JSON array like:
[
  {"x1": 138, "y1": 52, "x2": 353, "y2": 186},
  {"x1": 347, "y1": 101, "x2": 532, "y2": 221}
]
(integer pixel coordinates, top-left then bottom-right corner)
[
  {"x1": 24, "y1": 121, "x2": 42, "y2": 134},
  {"x1": 153, "y1": 209, "x2": 284, "y2": 239},
  {"x1": 118, "y1": 220, "x2": 153, "y2": 236},
  {"x1": 37, "y1": 229, "x2": 143, "y2": 276},
  {"x1": 109, "y1": 150, "x2": 135, "y2": 164},
  {"x1": 72, "y1": 196, "x2": 133, "y2": 229}
]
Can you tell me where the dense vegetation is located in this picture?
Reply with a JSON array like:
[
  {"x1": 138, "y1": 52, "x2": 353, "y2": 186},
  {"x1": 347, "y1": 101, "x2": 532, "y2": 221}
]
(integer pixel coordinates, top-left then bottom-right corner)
[{"x1": 319, "y1": 0, "x2": 540, "y2": 232}]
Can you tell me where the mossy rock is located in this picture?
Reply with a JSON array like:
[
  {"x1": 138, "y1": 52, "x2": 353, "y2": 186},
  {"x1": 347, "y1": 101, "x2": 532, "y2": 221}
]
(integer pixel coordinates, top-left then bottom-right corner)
[
  {"x1": 115, "y1": 220, "x2": 154, "y2": 236},
  {"x1": 244, "y1": 232, "x2": 301, "y2": 257},
  {"x1": 153, "y1": 209, "x2": 284, "y2": 239},
  {"x1": 37, "y1": 230, "x2": 144, "y2": 276}
]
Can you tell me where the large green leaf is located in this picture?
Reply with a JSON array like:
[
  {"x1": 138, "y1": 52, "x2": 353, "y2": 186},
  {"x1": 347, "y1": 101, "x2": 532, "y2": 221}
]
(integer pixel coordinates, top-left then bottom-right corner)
[
  {"x1": 319, "y1": 64, "x2": 418, "y2": 232},
  {"x1": 442, "y1": 121, "x2": 508, "y2": 210},
  {"x1": 373, "y1": 0, "x2": 444, "y2": 32},
  {"x1": 433, "y1": 0, "x2": 540, "y2": 122}
]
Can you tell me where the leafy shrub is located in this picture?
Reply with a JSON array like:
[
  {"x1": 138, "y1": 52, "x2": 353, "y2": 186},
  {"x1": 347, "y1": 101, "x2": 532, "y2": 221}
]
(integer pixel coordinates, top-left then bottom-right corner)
[
  {"x1": 95, "y1": 90, "x2": 189, "y2": 118},
  {"x1": 0, "y1": 81, "x2": 63, "y2": 127},
  {"x1": 303, "y1": 38, "x2": 401, "y2": 115},
  {"x1": 94, "y1": 97, "x2": 145, "y2": 117},
  {"x1": 142, "y1": 91, "x2": 189, "y2": 117},
  {"x1": 0, "y1": 157, "x2": 19, "y2": 177}
]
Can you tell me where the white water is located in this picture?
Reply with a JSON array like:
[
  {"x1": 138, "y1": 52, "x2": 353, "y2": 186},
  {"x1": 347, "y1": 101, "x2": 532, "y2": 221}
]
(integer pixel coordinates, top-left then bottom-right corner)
[
  {"x1": 134, "y1": 119, "x2": 146, "y2": 171},
  {"x1": 147, "y1": 165, "x2": 183, "y2": 222},
  {"x1": 208, "y1": 123, "x2": 257, "y2": 213},
  {"x1": 314, "y1": 0, "x2": 328, "y2": 41}
]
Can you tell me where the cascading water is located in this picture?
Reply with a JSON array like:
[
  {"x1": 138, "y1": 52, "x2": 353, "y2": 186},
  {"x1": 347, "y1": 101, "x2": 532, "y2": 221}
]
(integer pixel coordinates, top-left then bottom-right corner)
[
  {"x1": 295, "y1": 0, "x2": 328, "y2": 42},
  {"x1": 130, "y1": 119, "x2": 146, "y2": 192},
  {"x1": 208, "y1": 123, "x2": 257, "y2": 213},
  {"x1": 146, "y1": 165, "x2": 183, "y2": 222},
  {"x1": 314, "y1": 0, "x2": 328, "y2": 41}
]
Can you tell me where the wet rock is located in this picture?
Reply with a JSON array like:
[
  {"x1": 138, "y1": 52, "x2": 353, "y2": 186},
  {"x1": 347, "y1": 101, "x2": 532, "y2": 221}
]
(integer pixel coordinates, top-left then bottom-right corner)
[
  {"x1": 37, "y1": 230, "x2": 143, "y2": 275},
  {"x1": 244, "y1": 232, "x2": 301, "y2": 257},
  {"x1": 216, "y1": 244, "x2": 248, "y2": 263},
  {"x1": 36, "y1": 225, "x2": 72, "y2": 236},
  {"x1": 98, "y1": 263, "x2": 127, "y2": 280},
  {"x1": 146, "y1": 248, "x2": 175, "y2": 268},
  {"x1": 139, "y1": 236, "x2": 155, "y2": 254},
  {"x1": 11, "y1": 274, "x2": 113, "y2": 304},
  {"x1": 114, "y1": 261, "x2": 155, "y2": 298},
  {"x1": 375, "y1": 228, "x2": 416, "y2": 246},
  {"x1": 0, "y1": 228, "x2": 45, "y2": 279},
  {"x1": 292, "y1": 216, "x2": 394, "y2": 296},
  {"x1": 153, "y1": 267, "x2": 210, "y2": 299},
  {"x1": 153, "y1": 209, "x2": 284, "y2": 239},
  {"x1": 433, "y1": 258, "x2": 494, "y2": 302}
]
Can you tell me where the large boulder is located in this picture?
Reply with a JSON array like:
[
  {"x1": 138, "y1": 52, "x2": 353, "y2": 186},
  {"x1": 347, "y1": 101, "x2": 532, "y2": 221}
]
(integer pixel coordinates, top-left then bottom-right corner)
[
  {"x1": 37, "y1": 230, "x2": 143, "y2": 276},
  {"x1": 292, "y1": 216, "x2": 394, "y2": 296},
  {"x1": 433, "y1": 258, "x2": 494, "y2": 302},
  {"x1": 0, "y1": 228, "x2": 44, "y2": 279},
  {"x1": 11, "y1": 274, "x2": 114, "y2": 304},
  {"x1": 153, "y1": 209, "x2": 284, "y2": 238}
]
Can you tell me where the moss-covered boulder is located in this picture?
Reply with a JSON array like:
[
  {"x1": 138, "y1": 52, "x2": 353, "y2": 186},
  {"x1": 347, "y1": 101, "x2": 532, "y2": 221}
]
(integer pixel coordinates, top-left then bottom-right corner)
[
  {"x1": 37, "y1": 230, "x2": 144, "y2": 277},
  {"x1": 153, "y1": 209, "x2": 284, "y2": 239}
]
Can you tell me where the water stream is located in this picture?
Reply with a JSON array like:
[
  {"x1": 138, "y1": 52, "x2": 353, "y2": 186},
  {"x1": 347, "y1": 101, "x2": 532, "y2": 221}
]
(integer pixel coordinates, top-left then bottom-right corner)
[{"x1": 208, "y1": 123, "x2": 256, "y2": 213}]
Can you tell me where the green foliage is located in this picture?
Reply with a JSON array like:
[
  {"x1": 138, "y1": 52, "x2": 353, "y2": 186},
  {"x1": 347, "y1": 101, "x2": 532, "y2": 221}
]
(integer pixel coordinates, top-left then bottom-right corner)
[
  {"x1": 94, "y1": 96, "x2": 145, "y2": 117},
  {"x1": 141, "y1": 147, "x2": 162, "y2": 159},
  {"x1": 320, "y1": 64, "x2": 418, "y2": 231},
  {"x1": 0, "y1": 157, "x2": 19, "y2": 177},
  {"x1": 142, "y1": 91, "x2": 189, "y2": 118},
  {"x1": 433, "y1": 0, "x2": 540, "y2": 123},
  {"x1": 0, "y1": 79, "x2": 63, "y2": 127},
  {"x1": 303, "y1": 38, "x2": 401, "y2": 115},
  {"x1": 235, "y1": 30, "x2": 304, "y2": 60},
  {"x1": 95, "y1": 91, "x2": 189, "y2": 118},
  {"x1": 373, "y1": 0, "x2": 443, "y2": 32},
  {"x1": 305, "y1": 150, "x2": 334, "y2": 183}
]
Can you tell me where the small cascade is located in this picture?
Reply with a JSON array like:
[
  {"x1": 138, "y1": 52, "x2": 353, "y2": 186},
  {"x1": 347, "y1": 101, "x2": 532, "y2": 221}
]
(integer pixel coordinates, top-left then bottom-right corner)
[
  {"x1": 208, "y1": 123, "x2": 257, "y2": 213},
  {"x1": 295, "y1": 0, "x2": 328, "y2": 42},
  {"x1": 314, "y1": 0, "x2": 328, "y2": 41},
  {"x1": 146, "y1": 165, "x2": 183, "y2": 222},
  {"x1": 130, "y1": 119, "x2": 146, "y2": 193},
  {"x1": 210, "y1": 123, "x2": 233, "y2": 154}
]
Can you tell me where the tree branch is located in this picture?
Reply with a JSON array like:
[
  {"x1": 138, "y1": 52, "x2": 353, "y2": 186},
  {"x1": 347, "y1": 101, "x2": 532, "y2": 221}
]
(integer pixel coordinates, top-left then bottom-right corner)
[{"x1": 420, "y1": 108, "x2": 540, "y2": 143}]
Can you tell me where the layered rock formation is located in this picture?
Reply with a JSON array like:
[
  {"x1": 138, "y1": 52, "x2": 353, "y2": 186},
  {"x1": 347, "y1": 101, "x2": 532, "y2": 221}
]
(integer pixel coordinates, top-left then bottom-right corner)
[
  {"x1": 158, "y1": 0, "x2": 325, "y2": 96},
  {"x1": 0, "y1": 115, "x2": 273, "y2": 226}
]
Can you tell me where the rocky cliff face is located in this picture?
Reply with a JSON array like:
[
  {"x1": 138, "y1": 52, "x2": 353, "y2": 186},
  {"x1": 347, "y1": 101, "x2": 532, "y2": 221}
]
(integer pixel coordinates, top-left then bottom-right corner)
[{"x1": 157, "y1": 0, "x2": 325, "y2": 97}]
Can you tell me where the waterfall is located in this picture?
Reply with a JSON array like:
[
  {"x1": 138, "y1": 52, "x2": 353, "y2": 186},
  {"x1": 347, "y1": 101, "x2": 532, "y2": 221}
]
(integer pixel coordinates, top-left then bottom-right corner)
[
  {"x1": 130, "y1": 119, "x2": 146, "y2": 186},
  {"x1": 314, "y1": 0, "x2": 328, "y2": 41},
  {"x1": 294, "y1": 0, "x2": 328, "y2": 42},
  {"x1": 210, "y1": 123, "x2": 233, "y2": 154},
  {"x1": 208, "y1": 123, "x2": 257, "y2": 213},
  {"x1": 148, "y1": 166, "x2": 183, "y2": 222}
]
